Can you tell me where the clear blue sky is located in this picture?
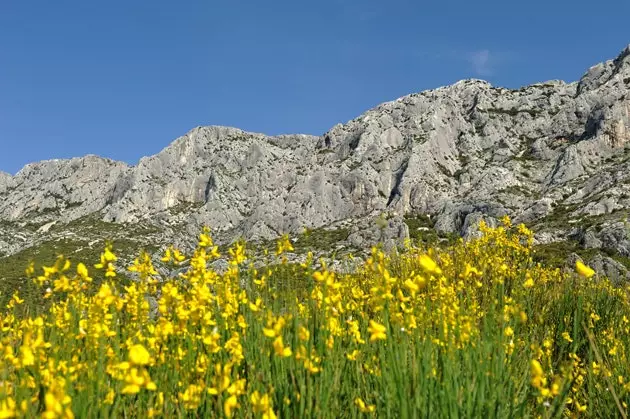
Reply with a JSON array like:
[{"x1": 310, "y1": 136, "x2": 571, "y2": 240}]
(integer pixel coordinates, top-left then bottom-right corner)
[{"x1": 1, "y1": 1, "x2": 628, "y2": 174}]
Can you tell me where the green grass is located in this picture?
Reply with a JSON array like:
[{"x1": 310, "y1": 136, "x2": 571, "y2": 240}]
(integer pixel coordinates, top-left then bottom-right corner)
[
  {"x1": 0, "y1": 235, "x2": 158, "y2": 313},
  {"x1": 4, "y1": 222, "x2": 630, "y2": 417}
]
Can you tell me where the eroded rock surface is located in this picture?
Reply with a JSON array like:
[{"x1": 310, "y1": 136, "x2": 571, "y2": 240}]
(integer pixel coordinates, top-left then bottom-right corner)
[{"x1": 2, "y1": 45, "x2": 630, "y2": 279}]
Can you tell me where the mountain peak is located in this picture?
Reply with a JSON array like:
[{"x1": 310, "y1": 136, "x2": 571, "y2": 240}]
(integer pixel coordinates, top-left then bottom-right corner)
[
  {"x1": 577, "y1": 45, "x2": 630, "y2": 93},
  {"x1": 616, "y1": 44, "x2": 630, "y2": 60}
]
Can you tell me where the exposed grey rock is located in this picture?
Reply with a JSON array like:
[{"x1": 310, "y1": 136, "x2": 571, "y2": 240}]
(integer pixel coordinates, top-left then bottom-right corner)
[
  {"x1": 565, "y1": 253, "x2": 583, "y2": 269},
  {"x1": 0, "y1": 156, "x2": 129, "y2": 223},
  {"x1": 462, "y1": 212, "x2": 499, "y2": 240},
  {"x1": 347, "y1": 215, "x2": 409, "y2": 251},
  {"x1": 2, "y1": 45, "x2": 630, "y2": 267},
  {"x1": 0, "y1": 171, "x2": 12, "y2": 194},
  {"x1": 210, "y1": 259, "x2": 229, "y2": 275},
  {"x1": 514, "y1": 198, "x2": 554, "y2": 225},
  {"x1": 588, "y1": 253, "x2": 630, "y2": 285},
  {"x1": 434, "y1": 202, "x2": 506, "y2": 235},
  {"x1": 595, "y1": 222, "x2": 630, "y2": 257},
  {"x1": 582, "y1": 230, "x2": 603, "y2": 249}
]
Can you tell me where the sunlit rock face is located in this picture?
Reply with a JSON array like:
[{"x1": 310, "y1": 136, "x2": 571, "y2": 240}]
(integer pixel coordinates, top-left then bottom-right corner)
[{"x1": 3, "y1": 46, "x2": 630, "y2": 260}]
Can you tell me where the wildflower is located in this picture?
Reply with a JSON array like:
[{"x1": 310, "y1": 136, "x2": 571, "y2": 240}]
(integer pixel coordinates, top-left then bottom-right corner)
[
  {"x1": 198, "y1": 227, "x2": 214, "y2": 247},
  {"x1": 354, "y1": 397, "x2": 376, "y2": 413},
  {"x1": 179, "y1": 384, "x2": 204, "y2": 410},
  {"x1": 298, "y1": 326, "x2": 310, "y2": 341},
  {"x1": 249, "y1": 297, "x2": 263, "y2": 312},
  {"x1": 94, "y1": 244, "x2": 117, "y2": 269},
  {"x1": 276, "y1": 234, "x2": 294, "y2": 255},
  {"x1": 272, "y1": 336, "x2": 292, "y2": 357},
  {"x1": 346, "y1": 350, "x2": 360, "y2": 361},
  {"x1": 530, "y1": 360, "x2": 548, "y2": 390},
  {"x1": 575, "y1": 401, "x2": 587, "y2": 413},
  {"x1": 104, "y1": 389, "x2": 115, "y2": 405},
  {"x1": 0, "y1": 397, "x2": 16, "y2": 419},
  {"x1": 228, "y1": 242, "x2": 247, "y2": 265},
  {"x1": 251, "y1": 391, "x2": 277, "y2": 419},
  {"x1": 224, "y1": 395, "x2": 239, "y2": 417},
  {"x1": 160, "y1": 247, "x2": 173, "y2": 263},
  {"x1": 19, "y1": 346, "x2": 35, "y2": 367},
  {"x1": 562, "y1": 331, "x2": 573, "y2": 343},
  {"x1": 504, "y1": 326, "x2": 514, "y2": 338},
  {"x1": 41, "y1": 378, "x2": 74, "y2": 419},
  {"x1": 10, "y1": 292, "x2": 24, "y2": 306},
  {"x1": 128, "y1": 344, "x2": 151, "y2": 366},
  {"x1": 76, "y1": 263, "x2": 91, "y2": 282},
  {"x1": 120, "y1": 367, "x2": 157, "y2": 394},
  {"x1": 367, "y1": 320, "x2": 387, "y2": 342},
  {"x1": 25, "y1": 262, "x2": 35, "y2": 277},
  {"x1": 313, "y1": 270, "x2": 334, "y2": 285},
  {"x1": 575, "y1": 260, "x2": 595, "y2": 278},
  {"x1": 418, "y1": 254, "x2": 442, "y2": 275}
]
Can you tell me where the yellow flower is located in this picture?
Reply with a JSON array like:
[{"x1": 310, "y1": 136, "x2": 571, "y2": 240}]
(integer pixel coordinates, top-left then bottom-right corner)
[
  {"x1": 121, "y1": 367, "x2": 156, "y2": 394},
  {"x1": 20, "y1": 346, "x2": 35, "y2": 367},
  {"x1": 298, "y1": 326, "x2": 310, "y2": 342},
  {"x1": 179, "y1": 384, "x2": 204, "y2": 410},
  {"x1": 575, "y1": 401, "x2": 587, "y2": 412},
  {"x1": 76, "y1": 262, "x2": 89, "y2": 278},
  {"x1": 530, "y1": 360, "x2": 547, "y2": 389},
  {"x1": 367, "y1": 320, "x2": 387, "y2": 342},
  {"x1": 128, "y1": 344, "x2": 151, "y2": 366},
  {"x1": 313, "y1": 270, "x2": 334, "y2": 284},
  {"x1": 173, "y1": 248, "x2": 186, "y2": 263},
  {"x1": 224, "y1": 395, "x2": 239, "y2": 417},
  {"x1": 228, "y1": 242, "x2": 247, "y2": 265},
  {"x1": 0, "y1": 397, "x2": 16, "y2": 419},
  {"x1": 504, "y1": 326, "x2": 514, "y2": 338},
  {"x1": 562, "y1": 331, "x2": 573, "y2": 343},
  {"x1": 25, "y1": 262, "x2": 35, "y2": 277},
  {"x1": 418, "y1": 254, "x2": 442, "y2": 275},
  {"x1": 273, "y1": 336, "x2": 292, "y2": 357},
  {"x1": 276, "y1": 234, "x2": 294, "y2": 255},
  {"x1": 41, "y1": 378, "x2": 74, "y2": 419},
  {"x1": 354, "y1": 397, "x2": 376, "y2": 413},
  {"x1": 251, "y1": 391, "x2": 277, "y2": 419},
  {"x1": 95, "y1": 245, "x2": 117, "y2": 269},
  {"x1": 161, "y1": 246, "x2": 173, "y2": 263},
  {"x1": 575, "y1": 260, "x2": 595, "y2": 278},
  {"x1": 198, "y1": 228, "x2": 214, "y2": 247},
  {"x1": 249, "y1": 298, "x2": 263, "y2": 312},
  {"x1": 104, "y1": 389, "x2": 115, "y2": 405},
  {"x1": 10, "y1": 292, "x2": 24, "y2": 306},
  {"x1": 403, "y1": 279, "x2": 419, "y2": 295}
]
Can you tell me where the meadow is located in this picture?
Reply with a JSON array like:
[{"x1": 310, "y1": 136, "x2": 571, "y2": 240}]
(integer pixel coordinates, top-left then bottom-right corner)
[{"x1": 0, "y1": 217, "x2": 629, "y2": 418}]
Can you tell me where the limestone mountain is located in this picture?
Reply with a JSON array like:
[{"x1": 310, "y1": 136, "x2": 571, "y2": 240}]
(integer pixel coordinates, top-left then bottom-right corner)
[{"x1": 2, "y1": 45, "x2": 630, "y2": 282}]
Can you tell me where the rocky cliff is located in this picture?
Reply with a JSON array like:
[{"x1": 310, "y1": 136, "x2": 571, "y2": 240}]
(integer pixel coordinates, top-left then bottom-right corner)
[{"x1": 2, "y1": 46, "x2": 630, "y2": 279}]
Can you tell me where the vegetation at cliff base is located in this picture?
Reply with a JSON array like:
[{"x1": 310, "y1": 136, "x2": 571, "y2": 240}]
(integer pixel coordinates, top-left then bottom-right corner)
[{"x1": 1, "y1": 218, "x2": 630, "y2": 417}]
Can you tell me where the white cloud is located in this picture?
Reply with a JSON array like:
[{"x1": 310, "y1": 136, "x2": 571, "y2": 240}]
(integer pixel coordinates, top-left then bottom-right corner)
[{"x1": 468, "y1": 49, "x2": 492, "y2": 76}]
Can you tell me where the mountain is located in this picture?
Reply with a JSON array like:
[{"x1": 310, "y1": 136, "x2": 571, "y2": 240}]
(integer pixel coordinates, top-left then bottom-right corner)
[{"x1": 2, "y1": 45, "x2": 630, "y2": 282}]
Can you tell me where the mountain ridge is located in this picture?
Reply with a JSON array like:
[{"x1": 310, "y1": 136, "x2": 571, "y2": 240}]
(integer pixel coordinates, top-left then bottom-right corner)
[{"x1": 2, "y1": 44, "x2": 630, "y2": 282}]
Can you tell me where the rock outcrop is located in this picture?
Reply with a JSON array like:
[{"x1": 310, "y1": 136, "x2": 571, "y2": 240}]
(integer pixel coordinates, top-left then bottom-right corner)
[{"x1": 2, "y1": 45, "x2": 630, "y2": 279}]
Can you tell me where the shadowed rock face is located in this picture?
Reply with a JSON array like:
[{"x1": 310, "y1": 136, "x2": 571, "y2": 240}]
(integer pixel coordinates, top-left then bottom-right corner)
[{"x1": 2, "y1": 45, "x2": 630, "y2": 259}]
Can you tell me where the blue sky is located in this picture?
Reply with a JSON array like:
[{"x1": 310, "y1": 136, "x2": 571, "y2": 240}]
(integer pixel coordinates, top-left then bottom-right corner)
[{"x1": 1, "y1": 0, "x2": 628, "y2": 174}]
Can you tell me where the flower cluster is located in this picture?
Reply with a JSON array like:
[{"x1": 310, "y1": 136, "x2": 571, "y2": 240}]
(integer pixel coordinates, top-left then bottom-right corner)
[{"x1": 0, "y1": 218, "x2": 629, "y2": 417}]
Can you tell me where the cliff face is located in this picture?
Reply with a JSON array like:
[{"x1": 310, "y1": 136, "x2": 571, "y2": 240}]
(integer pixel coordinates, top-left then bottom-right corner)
[{"x1": 2, "y1": 46, "x2": 630, "y2": 273}]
